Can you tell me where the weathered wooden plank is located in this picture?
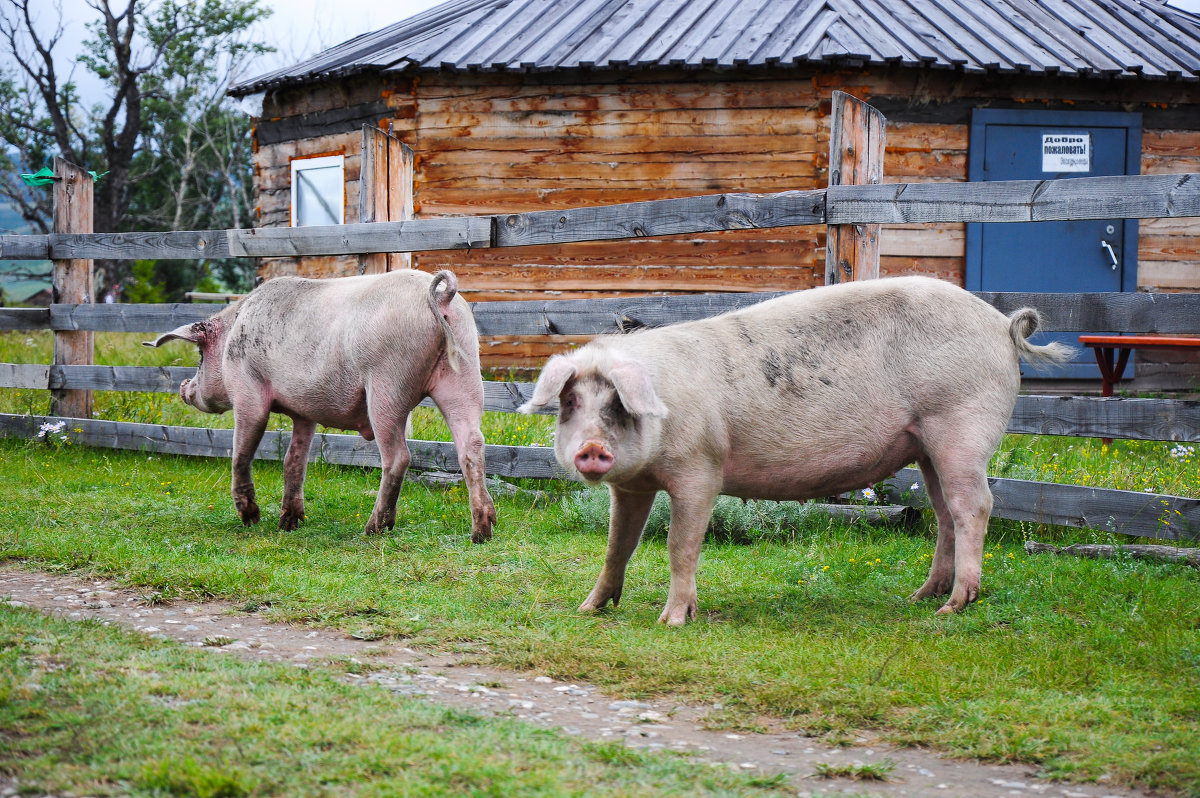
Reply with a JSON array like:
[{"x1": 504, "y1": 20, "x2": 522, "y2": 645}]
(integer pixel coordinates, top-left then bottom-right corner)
[
  {"x1": 0, "y1": 235, "x2": 50, "y2": 259},
  {"x1": 1024, "y1": 541, "x2": 1200, "y2": 568},
  {"x1": 978, "y1": 292, "x2": 1200, "y2": 334},
  {"x1": 46, "y1": 365, "x2": 195, "y2": 392},
  {"x1": 469, "y1": 292, "x2": 788, "y2": 336},
  {"x1": 882, "y1": 467, "x2": 1198, "y2": 542},
  {"x1": 51, "y1": 158, "x2": 94, "y2": 421},
  {"x1": 0, "y1": 364, "x2": 49, "y2": 389},
  {"x1": 493, "y1": 190, "x2": 826, "y2": 248},
  {"x1": 0, "y1": 308, "x2": 50, "y2": 330},
  {"x1": 1, "y1": 414, "x2": 1191, "y2": 539},
  {"x1": 827, "y1": 173, "x2": 1200, "y2": 224},
  {"x1": 18, "y1": 289, "x2": 1200, "y2": 337},
  {"x1": 0, "y1": 414, "x2": 567, "y2": 480},
  {"x1": 826, "y1": 91, "x2": 885, "y2": 284},
  {"x1": 48, "y1": 303, "x2": 218, "y2": 333},
  {"x1": 44, "y1": 218, "x2": 491, "y2": 261},
  {"x1": 1010, "y1": 395, "x2": 1200, "y2": 442},
  {"x1": 358, "y1": 124, "x2": 391, "y2": 275}
]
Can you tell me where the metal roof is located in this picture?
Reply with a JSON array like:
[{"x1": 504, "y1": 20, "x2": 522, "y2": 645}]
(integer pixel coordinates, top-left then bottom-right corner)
[{"x1": 232, "y1": 0, "x2": 1200, "y2": 94}]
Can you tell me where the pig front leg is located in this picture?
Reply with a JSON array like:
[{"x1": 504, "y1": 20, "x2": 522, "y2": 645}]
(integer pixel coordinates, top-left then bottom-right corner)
[
  {"x1": 659, "y1": 482, "x2": 720, "y2": 626},
  {"x1": 230, "y1": 402, "x2": 270, "y2": 526},
  {"x1": 579, "y1": 488, "x2": 655, "y2": 613},
  {"x1": 279, "y1": 417, "x2": 316, "y2": 531}
]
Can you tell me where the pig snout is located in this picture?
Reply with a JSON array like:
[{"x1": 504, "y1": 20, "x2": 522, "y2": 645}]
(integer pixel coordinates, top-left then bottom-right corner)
[{"x1": 574, "y1": 440, "x2": 615, "y2": 478}]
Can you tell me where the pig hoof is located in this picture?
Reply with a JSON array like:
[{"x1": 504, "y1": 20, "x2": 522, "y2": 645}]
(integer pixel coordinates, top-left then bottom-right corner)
[
  {"x1": 362, "y1": 518, "x2": 394, "y2": 536},
  {"x1": 657, "y1": 603, "x2": 697, "y2": 626},
  {"x1": 909, "y1": 580, "x2": 952, "y2": 601},
  {"x1": 934, "y1": 603, "x2": 959, "y2": 616},
  {"x1": 237, "y1": 503, "x2": 260, "y2": 526},
  {"x1": 279, "y1": 513, "x2": 302, "y2": 531}
]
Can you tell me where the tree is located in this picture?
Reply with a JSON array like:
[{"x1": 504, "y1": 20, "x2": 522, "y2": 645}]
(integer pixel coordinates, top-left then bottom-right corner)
[{"x1": 0, "y1": 0, "x2": 271, "y2": 299}]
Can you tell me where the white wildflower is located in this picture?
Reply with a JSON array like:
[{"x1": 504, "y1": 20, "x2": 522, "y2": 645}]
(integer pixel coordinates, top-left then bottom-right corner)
[{"x1": 37, "y1": 421, "x2": 66, "y2": 439}]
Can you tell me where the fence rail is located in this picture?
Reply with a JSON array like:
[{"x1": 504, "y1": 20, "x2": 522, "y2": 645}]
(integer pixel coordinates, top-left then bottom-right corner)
[
  {"x1": 1, "y1": 173, "x2": 1197, "y2": 262},
  {"x1": 2, "y1": 293, "x2": 1198, "y2": 542},
  {"x1": 0, "y1": 127, "x2": 1197, "y2": 542},
  {"x1": 4, "y1": 290, "x2": 1200, "y2": 336}
]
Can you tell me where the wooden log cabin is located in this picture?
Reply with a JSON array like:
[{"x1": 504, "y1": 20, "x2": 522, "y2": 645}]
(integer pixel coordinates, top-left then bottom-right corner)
[{"x1": 231, "y1": 0, "x2": 1200, "y2": 386}]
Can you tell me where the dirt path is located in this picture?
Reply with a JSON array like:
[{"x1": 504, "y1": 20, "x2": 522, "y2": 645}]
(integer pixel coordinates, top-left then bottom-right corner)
[{"x1": 1, "y1": 565, "x2": 1144, "y2": 798}]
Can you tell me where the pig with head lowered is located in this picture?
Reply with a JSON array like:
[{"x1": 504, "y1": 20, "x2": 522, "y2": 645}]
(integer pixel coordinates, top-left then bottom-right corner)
[
  {"x1": 146, "y1": 269, "x2": 496, "y2": 543},
  {"x1": 521, "y1": 276, "x2": 1070, "y2": 624}
]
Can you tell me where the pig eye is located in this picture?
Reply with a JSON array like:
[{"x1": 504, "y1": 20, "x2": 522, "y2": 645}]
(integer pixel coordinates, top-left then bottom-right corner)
[
  {"x1": 603, "y1": 396, "x2": 632, "y2": 427},
  {"x1": 559, "y1": 391, "x2": 579, "y2": 420}
]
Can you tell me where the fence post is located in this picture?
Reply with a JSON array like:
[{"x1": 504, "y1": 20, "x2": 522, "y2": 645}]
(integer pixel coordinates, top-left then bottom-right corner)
[
  {"x1": 50, "y1": 156, "x2": 94, "y2": 420},
  {"x1": 359, "y1": 124, "x2": 415, "y2": 274},
  {"x1": 825, "y1": 91, "x2": 886, "y2": 284}
]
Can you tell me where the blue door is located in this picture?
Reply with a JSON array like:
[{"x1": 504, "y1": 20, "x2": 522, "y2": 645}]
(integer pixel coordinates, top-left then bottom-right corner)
[{"x1": 966, "y1": 109, "x2": 1141, "y2": 378}]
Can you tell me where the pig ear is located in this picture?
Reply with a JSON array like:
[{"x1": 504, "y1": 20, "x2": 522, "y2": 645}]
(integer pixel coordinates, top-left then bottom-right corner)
[
  {"x1": 608, "y1": 360, "x2": 668, "y2": 419},
  {"x1": 519, "y1": 355, "x2": 577, "y2": 414},
  {"x1": 143, "y1": 322, "x2": 207, "y2": 348}
]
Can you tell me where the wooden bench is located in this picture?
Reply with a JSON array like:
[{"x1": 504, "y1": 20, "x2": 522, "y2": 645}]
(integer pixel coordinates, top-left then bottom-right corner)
[{"x1": 1078, "y1": 334, "x2": 1200, "y2": 397}]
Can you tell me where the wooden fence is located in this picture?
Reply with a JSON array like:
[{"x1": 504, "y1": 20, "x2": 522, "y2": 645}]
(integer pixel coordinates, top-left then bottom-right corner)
[{"x1": 1, "y1": 97, "x2": 1198, "y2": 542}]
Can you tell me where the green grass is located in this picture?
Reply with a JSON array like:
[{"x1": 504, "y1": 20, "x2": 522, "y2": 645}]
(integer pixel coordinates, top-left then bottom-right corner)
[
  {"x1": 0, "y1": 603, "x2": 791, "y2": 797},
  {"x1": 3, "y1": 329, "x2": 1200, "y2": 795},
  {"x1": 2, "y1": 438, "x2": 1199, "y2": 795}
]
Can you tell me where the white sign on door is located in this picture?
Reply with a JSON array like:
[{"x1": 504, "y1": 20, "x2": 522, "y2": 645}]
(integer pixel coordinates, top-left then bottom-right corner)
[{"x1": 1042, "y1": 133, "x2": 1091, "y2": 173}]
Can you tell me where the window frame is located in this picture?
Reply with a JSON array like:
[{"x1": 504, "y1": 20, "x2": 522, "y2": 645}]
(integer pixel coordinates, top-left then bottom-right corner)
[{"x1": 289, "y1": 154, "x2": 346, "y2": 227}]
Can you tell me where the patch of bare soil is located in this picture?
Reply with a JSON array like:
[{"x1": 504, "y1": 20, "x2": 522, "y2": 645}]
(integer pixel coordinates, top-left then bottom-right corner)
[{"x1": 0, "y1": 566, "x2": 1146, "y2": 798}]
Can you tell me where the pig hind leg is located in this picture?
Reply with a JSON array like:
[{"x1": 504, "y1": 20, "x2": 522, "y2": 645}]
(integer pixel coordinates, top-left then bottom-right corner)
[
  {"x1": 363, "y1": 381, "x2": 415, "y2": 535},
  {"x1": 279, "y1": 417, "x2": 316, "y2": 531},
  {"x1": 914, "y1": 414, "x2": 1000, "y2": 614},
  {"x1": 909, "y1": 454, "x2": 956, "y2": 600},
  {"x1": 580, "y1": 487, "x2": 655, "y2": 612},
  {"x1": 429, "y1": 370, "x2": 496, "y2": 544}
]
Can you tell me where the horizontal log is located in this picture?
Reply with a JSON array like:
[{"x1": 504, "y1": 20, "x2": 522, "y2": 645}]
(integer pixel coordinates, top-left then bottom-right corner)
[
  {"x1": 0, "y1": 414, "x2": 568, "y2": 481},
  {"x1": 828, "y1": 173, "x2": 1200, "y2": 224},
  {"x1": 1009, "y1": 395, "x2": 1200, "y2": 442},
  {"x1": 2, "y1": 174, "x2": 1196, "y2": 262},
  {"x1": 47, "y1": 303, "x2": 218, "y2": 333},
  {"x1": 0, "y1": 235, "x2": 50, "y2": 259},
  {"x1": 493, "y1": 189, "x2": 826, "y2": 248},
  {"x1": 43, "y1": 218, "x2": 492, "y2": 261},
  {"x1": 0, "y1": 363, "x2": 49, "y2": 389},
  {"x1": 1, "y1": 414, "x2": 1192, "y2": 541},
  {"x1": 979, "y1": 292, "x2": 1200, "y2": 334},
  {"x1": 6, "y1": 291, "x2": 1197, "y2": 338},
  {"x1": 0, "y1": 308, "x2": 49, "y2": 330},
  {"x1": 882, "y1": 467, "x2": 1198, "y2": 542},
  {"x1": 1024, "y1": 541, "x2": 1200, "y2": 567}
]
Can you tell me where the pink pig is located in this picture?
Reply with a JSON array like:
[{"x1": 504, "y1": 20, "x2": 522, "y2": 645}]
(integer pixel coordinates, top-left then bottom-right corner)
[
  {"x1": 146, "y1": 269, "x2": 496, "y2": 543},
  {"x1": 521, "y1": 276, "x2": 1070, "y2": 624}
]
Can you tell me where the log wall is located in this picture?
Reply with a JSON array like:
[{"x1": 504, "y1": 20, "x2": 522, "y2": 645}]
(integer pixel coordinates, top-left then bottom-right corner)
[{"x1": 251, "y1": 66, "x2": 1200, "y2": 370}]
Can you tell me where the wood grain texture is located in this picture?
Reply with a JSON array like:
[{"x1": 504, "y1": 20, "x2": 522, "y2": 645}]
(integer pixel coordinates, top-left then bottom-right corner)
[
  {"x1": 825, "y1": 90, "x2": 885, "y2": 284},
  {"x1": 1009, "y1": 395, "x2": 1200, "y2": 442},
  {"x1": 5, "y1": 291, "x2": 1196, "y2": 336},
  {"x1": 0, "y1": 414, "x2": 569, "y2": 480},
  {"x1": 881, "y1": 467, "x2": 1199, "y2": 542},
  {"x1": 1, "y1": 413, "x2": 1190, "y2": 540},
  {"x1": 50, "y1": 158, "x2": 93, "y2": 420},
  {"x1": 827, "y1": 173, "x2": 1200, "y2": 224},
  {"x1": 493, "y1": 190, "x2": 826, "y2": 248}
]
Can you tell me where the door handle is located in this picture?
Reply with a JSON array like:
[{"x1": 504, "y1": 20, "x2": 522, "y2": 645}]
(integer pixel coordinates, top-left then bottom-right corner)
[{"x1": 1100, "y1": 239, "x2": 1119, "y2": 271}]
